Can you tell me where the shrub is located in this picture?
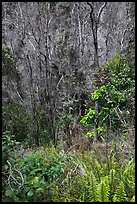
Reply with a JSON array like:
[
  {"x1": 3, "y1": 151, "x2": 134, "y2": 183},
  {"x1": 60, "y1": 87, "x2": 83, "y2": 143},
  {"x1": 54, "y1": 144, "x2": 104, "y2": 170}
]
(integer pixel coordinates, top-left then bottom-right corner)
[
  {"x1": 80, "y1": 54, "x2": 135, "y2": 141},
  {"x1": 2, "y1": 131, "x2": 21, "y2": 201},
  {"x1": 2, "y1": 131, "x2": 20, "y2": 167},
  {"x1": 3, "y1": 146, "x2": 66, "y2": 202}
]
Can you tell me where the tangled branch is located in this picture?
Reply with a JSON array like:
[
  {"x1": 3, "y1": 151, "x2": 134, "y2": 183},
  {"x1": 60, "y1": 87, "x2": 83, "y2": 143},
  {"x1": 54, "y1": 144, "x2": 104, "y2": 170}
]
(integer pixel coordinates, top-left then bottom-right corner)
[{"x1": 7, "y1": 160, "x2": 24, "y2": 191}]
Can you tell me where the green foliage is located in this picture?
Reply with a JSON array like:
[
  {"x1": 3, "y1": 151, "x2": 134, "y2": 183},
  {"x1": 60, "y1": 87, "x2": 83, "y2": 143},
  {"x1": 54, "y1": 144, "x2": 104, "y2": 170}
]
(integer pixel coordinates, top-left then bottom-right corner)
[
  {"x1": 2, "y1": 142, "x2": 135, "y2": 202},
  {"x1": 2, "y1": 131, "x2": 21, "y2": 201},
  {"x1": 113, "y1": 181, "x2": 127, "y2": 202},
  {"x1": 2, "y1": 45, "x2": 18, "y2": 79},
  {"x1": 2, "y1": 102, "x2": 32, "y2": 142},
  {"x1": 2, "y1": 131, "x2": 20, "y2": 167},
  {"x1": 51, "y1": 147, "x2": 135, "y2": 202},
  {"x1": 122, "y1": 158, "x2": 135, "y2": 198},
  {"x1": 3, "y1": 146, "x2": 66, "y2": 202},
  {"x1": 96, "y1": 176, "x2": 110, "y2": 202},
  {"x1": 80, "y1": 54, "x2": 135, "y2": 141},
  {"x1": 80, "y1": 108, "x2": 96, "y2": 125},
  {"x1": 37, "y1": 109, "x2": 51, "y2": 144},
  {"x1": 87, "y1": 131, "x2": 95, "y2": 138}
]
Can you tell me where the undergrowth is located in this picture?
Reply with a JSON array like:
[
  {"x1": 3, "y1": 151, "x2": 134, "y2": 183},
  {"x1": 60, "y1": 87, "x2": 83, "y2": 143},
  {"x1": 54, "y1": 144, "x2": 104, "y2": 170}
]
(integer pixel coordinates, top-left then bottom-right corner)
[
  {"x1": 52, "y1": 147, "x2": 135, "y2": 202},
  {"x1": 2, "y1": 132, "x2": 135, "y2": 202}
]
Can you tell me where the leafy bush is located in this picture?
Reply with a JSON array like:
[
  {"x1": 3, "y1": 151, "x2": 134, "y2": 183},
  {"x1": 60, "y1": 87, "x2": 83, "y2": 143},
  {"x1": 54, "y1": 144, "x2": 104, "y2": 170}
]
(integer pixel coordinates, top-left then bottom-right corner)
[
  {"x1": 2, "y1": 131, "x2": 21, "y2": 201},
  {"x1": 2, "y1": 131, "x2": 20, "y2": 167},
  {"x1": 80, "y1": 54, "x2": 135, "y2": 141},
  {"x1": 3, "y1": 146, "x2": 66, "y2": 202}
]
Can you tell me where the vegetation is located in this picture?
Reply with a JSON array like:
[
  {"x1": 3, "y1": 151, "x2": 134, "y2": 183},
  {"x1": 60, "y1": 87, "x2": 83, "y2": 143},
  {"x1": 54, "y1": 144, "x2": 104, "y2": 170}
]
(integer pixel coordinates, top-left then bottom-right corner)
[
  {"x1": 2, "y1": 53, "x2": 135, "y2": 202},
  {"x1": 2, "y1": 2, "x2": 135, "y2": 202},
  {"x1": 80, "y1": 54, "x2": 135, "y2": 141},
  {"x1": 2, "y1": 131, "x2": 135, "y2": 202}
]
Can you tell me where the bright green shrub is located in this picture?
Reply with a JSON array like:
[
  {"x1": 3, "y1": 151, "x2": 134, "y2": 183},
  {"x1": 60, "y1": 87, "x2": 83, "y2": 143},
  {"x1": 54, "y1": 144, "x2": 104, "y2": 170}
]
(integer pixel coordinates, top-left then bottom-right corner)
[{"x1": 80, "y1": 54, "x2": 135, "y2": 141}]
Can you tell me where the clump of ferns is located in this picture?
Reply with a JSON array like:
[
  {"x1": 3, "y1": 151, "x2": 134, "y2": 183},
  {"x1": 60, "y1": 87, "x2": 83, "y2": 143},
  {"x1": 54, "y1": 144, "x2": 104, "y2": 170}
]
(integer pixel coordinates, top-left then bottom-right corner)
[
  {"x1": 52, "y1": 150, "x2": 135, "y2": 202},
  {"x1": 121, "y1": 158, "x2": 135, "y2": 199},
  {"x1": 92, "y1": 154, "x2": 135, "y2": 202},
  {"x1": 93, "y1": 154, "x2": 133, "y2": 202},
  {"x1": 89, "y1": 151, "x2": 134, "y2": 201}
]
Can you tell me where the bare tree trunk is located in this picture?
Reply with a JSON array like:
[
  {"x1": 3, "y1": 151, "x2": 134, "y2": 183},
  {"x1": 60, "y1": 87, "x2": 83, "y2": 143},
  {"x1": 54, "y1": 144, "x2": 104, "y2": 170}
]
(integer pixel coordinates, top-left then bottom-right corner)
[
  {"x1": 26, "y1": 54, "x2": 39, "y2": 145},
  {"x1": 87, "y1": 2, "x2": 107, "y2": 141}
]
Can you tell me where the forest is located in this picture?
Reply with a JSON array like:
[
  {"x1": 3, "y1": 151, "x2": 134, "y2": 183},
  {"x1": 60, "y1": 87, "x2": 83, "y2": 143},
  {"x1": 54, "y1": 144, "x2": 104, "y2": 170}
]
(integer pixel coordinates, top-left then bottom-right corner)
[{"x1": 2, "y1": 2, "x2": 135, "y2": 202}]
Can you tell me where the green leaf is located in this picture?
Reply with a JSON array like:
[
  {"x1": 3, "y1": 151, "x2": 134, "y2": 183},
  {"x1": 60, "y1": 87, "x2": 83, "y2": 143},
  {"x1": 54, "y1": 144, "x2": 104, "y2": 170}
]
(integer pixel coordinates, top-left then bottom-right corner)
[
  {"x1": 24, "y1": 186, "x2": 30, "y2": 193},
  {"x1": 27, "y1": 189, "x2": 34, "y2": 197},
  {"x1": 87, "y1": 131, "x2": 95, "y2": 138},
  {"x1": 36, "y1": 187, "x2": 44, "y2": 194},
  {"x1": 130, "y1": 196, "x2": 135, "y2": 202},
  {"x1": 107, "y1": 100, "x2": 114, "y2": 104},
  {"x1": 113, "y1": 181, "x2": 127, "y2": 202},
  {"x1": 5, "y1": 189, "x2": 14, "y2": 197},
  {"x1": 96, "y1": 176, "x2": 110, "y2": 202},
  {"x1": 60, "y1": 167, "x2": 64, "y2": 173}
]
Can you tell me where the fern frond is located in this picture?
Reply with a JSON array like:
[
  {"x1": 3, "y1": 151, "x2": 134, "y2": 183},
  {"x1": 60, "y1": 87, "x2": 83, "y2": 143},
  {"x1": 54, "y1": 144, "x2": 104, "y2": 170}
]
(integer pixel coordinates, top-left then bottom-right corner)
[
  {"x1": 122, "y1": 159, "x2": 135, "y2": 196},
  {"x1": 113, "y1": 181, "x2": 127, "y2": 202},
  {"x1": 88, "y1": 171, "x2": 98, "y2": 202},
  {"x1": 109, "y1": 169, "x2": 116, "y2": 186},
  {"x1": 101, "y1": 162, "x2": 108, "y2": 176},
  {"x1": 96, "y1": 176, "x2": 110, "y2": 202},
  {"x1": 123, "y1": 159, "x2": 135, "y2": 181},
  {"x1": 91, "y1": 158, "x2": 102, "y2": 181},
  {"x1": 108, "y1": 168, "x2": 118, "y2": 201},
  {"x1": 107, "y1": 153, "x2": 118, "y2": 171},
  {"x1": 130, "y1": 195, "x2": 135, "y2": 202}
]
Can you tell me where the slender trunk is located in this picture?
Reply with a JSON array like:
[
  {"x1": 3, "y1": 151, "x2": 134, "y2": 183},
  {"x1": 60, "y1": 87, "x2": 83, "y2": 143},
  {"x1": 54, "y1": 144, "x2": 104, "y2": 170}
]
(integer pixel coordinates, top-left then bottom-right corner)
[{"x1": 87, "y1": 2, "x2": 107, "y2": 141}]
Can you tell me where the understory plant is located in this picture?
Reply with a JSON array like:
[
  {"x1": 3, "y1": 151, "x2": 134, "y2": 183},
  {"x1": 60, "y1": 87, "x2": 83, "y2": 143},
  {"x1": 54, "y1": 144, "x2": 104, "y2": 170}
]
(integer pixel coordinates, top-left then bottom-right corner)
[
  {"x1": 2, "y1": 145, "x2": 66, "y2": 202},
  {"x1": 52, "y1": 147, "x2": 135, "y2": 202},
  {"x1": 80, "y1": 54, "x2": 135, "y2": 141},
  {"x1": 2, "y1": 140, "x2": 135, "y2": 202},
  {"x1": 2, "y1": 132, "x2": 135, "y2": 202}
]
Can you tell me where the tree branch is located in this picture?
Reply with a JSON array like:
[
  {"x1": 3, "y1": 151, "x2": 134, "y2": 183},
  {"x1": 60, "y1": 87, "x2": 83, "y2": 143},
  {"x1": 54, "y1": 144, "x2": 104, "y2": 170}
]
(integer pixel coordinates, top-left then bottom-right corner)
[
  {"x1": 97, "y1": 2, "x2": 107, "y2": 23},
  {"x1": 87, "y1": 2, "x2": 93, "y2": 13}
]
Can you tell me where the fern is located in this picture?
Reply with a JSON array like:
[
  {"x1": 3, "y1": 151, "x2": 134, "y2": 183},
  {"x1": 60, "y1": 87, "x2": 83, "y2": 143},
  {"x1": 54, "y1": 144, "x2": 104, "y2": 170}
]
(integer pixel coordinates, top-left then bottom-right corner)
[
  {"x1": 130, "y1": 195, "x2": 135, "y2": 202},
  {"x1": 113, "y1": 181, "x2": 127, "y2": 202},
  {"x1": 109, "y1": 169, "x2": 116, "y2": 187},
  {"x1": 52, "y1": 148, "x2": 135, "y2": 202},
  {"x1": 88, "y1": 171, "x2": 98, "y2": 202},
  {"x1": 107, "y1": 153, "x2": 118, "y2": 171},
  {"x1": 96, "y1": 176, "x2": 110, "y2": 202},
  {"x1": 109, "y1": 168, "x2": 118, "y2": 201},
  {"x1": 101, "y1": 162, "x2": 108, "y2": 176},
  {"x1": 123, "y1": 159, "x2": 135, "y2": 181},
  {"x1": 122, "y1": 159, "x2": 135, "y2": 197},
  {"x1": 90, "y1": 158, "x2": 102, "y2": 182}
]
